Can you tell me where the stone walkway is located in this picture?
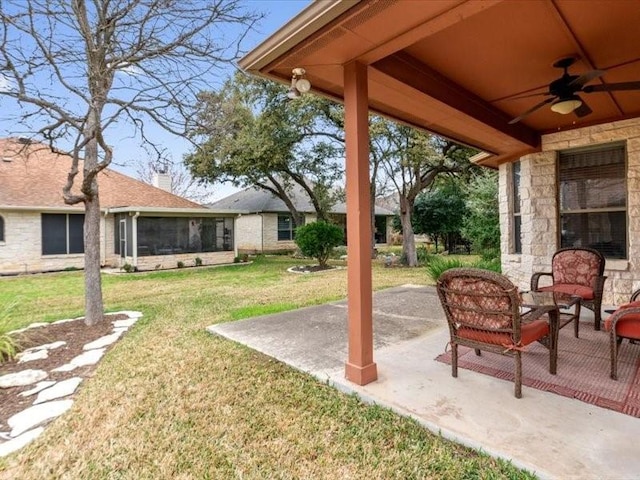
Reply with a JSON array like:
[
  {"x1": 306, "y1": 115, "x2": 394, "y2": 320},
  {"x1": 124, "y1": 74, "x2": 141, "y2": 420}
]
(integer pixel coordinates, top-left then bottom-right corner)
[{"x1": 0, "y1": 311, "x2": 142, "y2": 457}]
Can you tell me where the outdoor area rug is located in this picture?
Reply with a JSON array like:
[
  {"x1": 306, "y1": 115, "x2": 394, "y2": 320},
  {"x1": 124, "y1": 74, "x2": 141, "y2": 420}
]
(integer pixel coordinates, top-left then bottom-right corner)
[{"x1": 435, "y1": 324, "x2": 640, "y2": 417}]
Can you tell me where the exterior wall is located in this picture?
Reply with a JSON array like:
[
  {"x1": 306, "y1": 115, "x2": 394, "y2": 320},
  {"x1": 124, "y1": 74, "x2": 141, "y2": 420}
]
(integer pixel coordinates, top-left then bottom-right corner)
[
  {"x1": 0, "y1": 210, "x2": 85, "y2": 274},
  {"x1": 500, "y1": 117, "x2": 640, "y2": 306},
  {"x1": 130, "y1": 251, "x2": 235, "y2": 271},
  {"x1": 235, "y1": 214, "x2": 263, "y2": 253}
]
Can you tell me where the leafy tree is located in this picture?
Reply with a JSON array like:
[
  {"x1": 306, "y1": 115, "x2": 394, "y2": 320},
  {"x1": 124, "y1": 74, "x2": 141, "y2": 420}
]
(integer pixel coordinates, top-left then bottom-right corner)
[
  {"x1": 186, "y1": 73, "x2": 344, "y2": 227},
  {"x1": 378, "y1": 122, "x2": 477, "y2": 266},
  {"x1": 413, "y1": 181, "x2": 468, "y2": 251},
  {"x1": 294, "y1": 221, "x2": 344, "y2": 269},
  {"x1": 461, "y1": 170, "x2": 500, "y2": 259},
  {"x1": 0, "y1": 1, "x2": 258, "y2": 325}
]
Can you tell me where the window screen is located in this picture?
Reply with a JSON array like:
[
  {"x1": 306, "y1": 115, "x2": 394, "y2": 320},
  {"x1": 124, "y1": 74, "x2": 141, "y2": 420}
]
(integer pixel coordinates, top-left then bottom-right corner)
[
  {"x1": 559, "y1": 144, "x2": 626, "y2": 259},
  {"x1": 42, "y1": 213, "x2": 84, "y2": 255},
  {"x1": 0, "y1": 216, "x2": 4, "y2": 242},
  {"x1": 277, "y1": 215, "x2": 294, "y2": 241},
  {"x1": 137, "y1": 216, "x2": 234, "y2": 255}
]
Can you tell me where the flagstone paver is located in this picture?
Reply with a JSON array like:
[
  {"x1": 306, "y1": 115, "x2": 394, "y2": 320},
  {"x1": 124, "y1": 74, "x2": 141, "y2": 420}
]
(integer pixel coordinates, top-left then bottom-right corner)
[
  {"x1": 0, "y1": 369, "x2": 48, "y2": 388},
  {"x1": 18, "y1": 381, "x2": 56, "y2": 397},
  {"x1": 0, "y1": 428, "x2": 44, "y2": 457},
  {"x1": 51, "y1": 348, "x2": 106, "y2": 372},
  {"x1": 34, "y1": 377, "x2": 82, "y2": 404},
  {"x1": 83, "y1": 330, "x2": 124, "y2": 350},
  {"x1": 8, "y1": 400, "x2": 73, "y2": 437}
]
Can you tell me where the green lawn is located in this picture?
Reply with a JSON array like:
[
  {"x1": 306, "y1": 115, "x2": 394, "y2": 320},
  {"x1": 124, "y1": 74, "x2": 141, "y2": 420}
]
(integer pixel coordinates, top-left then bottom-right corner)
[{"x1": 0, "y1": 256, "x2": 535, "y2": 479}]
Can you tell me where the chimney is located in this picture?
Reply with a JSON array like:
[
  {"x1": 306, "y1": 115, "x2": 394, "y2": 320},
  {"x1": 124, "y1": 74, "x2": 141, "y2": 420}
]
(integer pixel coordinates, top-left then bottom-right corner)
[{"x1": 152, "y1": 171, "x2": 172, "y2": 192}]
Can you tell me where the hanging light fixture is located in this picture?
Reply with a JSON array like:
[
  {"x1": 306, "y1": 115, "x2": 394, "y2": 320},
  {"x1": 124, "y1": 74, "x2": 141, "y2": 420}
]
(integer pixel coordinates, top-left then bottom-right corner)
[
  {"x1": 550, "y1": 95, "x2": 582, "y2": 114},
  {"x1": 287, "y1": 68, "x2": 311, "y2": 99}
]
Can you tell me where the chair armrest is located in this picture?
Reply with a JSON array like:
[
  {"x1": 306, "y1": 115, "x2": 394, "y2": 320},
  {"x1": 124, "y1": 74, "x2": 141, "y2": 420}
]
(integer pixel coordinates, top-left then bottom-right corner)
[
  {"x1": 608, "y1": 307, "x2": 640, "y2": 332},
  {"x1": 530, "y1": 272, "x2": 552, "y2": 291}
]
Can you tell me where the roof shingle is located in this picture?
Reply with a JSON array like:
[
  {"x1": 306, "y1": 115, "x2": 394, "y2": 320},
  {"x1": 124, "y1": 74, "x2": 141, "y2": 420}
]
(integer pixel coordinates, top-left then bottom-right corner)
[{"x1": 0, "y1": 138, "x2": 203, "y2": 210}]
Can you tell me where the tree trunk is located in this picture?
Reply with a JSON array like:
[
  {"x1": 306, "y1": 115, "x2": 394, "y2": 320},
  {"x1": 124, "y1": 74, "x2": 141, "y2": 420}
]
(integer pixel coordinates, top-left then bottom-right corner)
[
  {"x1": 82, "y1": 116, "x2": 104, "y2": 326},
  {"x1": 399, "y1": 195, "x2": 417, "y2": 266},
  {"x1": 83, "y1": 193, "x2": 104, "y2": 326}
]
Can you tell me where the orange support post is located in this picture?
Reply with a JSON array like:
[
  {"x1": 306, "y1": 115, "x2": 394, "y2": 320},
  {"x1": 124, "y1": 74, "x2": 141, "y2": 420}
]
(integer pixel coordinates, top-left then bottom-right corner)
[{"x1": 343, "y1": 61, "x2": 377, "y2": 386}]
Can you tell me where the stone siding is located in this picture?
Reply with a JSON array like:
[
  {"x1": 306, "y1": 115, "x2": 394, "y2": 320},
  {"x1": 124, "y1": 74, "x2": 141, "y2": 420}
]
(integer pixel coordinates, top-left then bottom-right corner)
[
  {"x1": 235, "y1": 215, "x2": 263, "y2": 253},
  {"x1": 500, "y1": 117, "x2": 640, "y2": 306},
  {"x1": 130, "y1": 251, "x2": 236, "y2": 271},
  {"x1": 0, "y1": 210, "x2": 85, "y2": 274}
]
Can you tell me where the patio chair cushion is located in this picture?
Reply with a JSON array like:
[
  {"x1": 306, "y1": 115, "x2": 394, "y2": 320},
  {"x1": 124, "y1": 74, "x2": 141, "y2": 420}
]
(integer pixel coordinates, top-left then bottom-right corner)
[
  {"x1": 537, "y1": 283, "x2": 594, "y2": 300},
  {"x1": 604, "y1": 301, "x2": 640, "y2": 338},
  {"x1": 552, "y1": 249, "x2": 602, "y2": 288},
  {"x1": 457, "y1": 319, "x2": 550, "y2": 348}
]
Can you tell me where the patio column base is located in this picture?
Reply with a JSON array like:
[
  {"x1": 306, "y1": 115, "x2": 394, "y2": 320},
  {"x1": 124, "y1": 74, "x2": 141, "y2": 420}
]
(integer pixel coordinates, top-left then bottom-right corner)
[{"x1": 345, "y1": 361, "x2": 377, "y2": 385}]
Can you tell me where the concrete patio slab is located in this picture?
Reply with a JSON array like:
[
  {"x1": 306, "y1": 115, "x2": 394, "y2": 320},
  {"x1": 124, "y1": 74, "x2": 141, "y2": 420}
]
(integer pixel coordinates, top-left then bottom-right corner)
[{"x1": 208, "y1": 284, "x2": 640, "y2": 480}]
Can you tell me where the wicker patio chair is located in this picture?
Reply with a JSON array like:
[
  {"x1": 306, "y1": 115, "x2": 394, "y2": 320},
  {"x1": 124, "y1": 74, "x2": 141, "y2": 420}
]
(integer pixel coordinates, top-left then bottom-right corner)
[
  {"x1": 437, "y1": 268, "x2": 557, "y2": 398},
  {"x1": 531, "y1": 247, "x2": 606, "y2": 333},
  {"x1": 605, "y1": 289, "x2": 640, "y2": 380}
]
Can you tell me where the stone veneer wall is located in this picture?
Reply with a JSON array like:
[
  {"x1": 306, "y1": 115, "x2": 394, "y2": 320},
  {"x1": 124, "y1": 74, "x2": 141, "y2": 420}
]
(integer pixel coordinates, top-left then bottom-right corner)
[
  {"x1": 0, "y1": 210, "x2": 86, "y2": 275},
  {"x1": 500, "y1": 117, "x2": 640, "y2": 306},
  {"x1": 132, "y1": 251, "x2": 236, "y2": 271},
  {"x1": 235, "y1": 215, "x2": 263, "y2": 253}
]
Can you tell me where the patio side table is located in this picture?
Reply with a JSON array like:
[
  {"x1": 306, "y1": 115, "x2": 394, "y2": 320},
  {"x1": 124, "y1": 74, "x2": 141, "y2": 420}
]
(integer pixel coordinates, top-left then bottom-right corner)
[{"x1": 520, "y1": 291, "x2": 581, "y2": 374}]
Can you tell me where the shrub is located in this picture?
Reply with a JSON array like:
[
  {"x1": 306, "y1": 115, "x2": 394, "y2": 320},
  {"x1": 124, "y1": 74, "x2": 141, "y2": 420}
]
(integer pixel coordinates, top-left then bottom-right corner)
[
  {"x1": 294, "y1": 221, "x2": 344, "y2": 269},
  {"x1": 177, "y1": 261, "x2": 185, "y2": 268},
  {"x1": 425, "y1": 256, "x2": 502, "y2": 282},
  {"x1": 416, "y1": 245, "x2": 431, "y2": 265},
  {"x1": 425, "y1": 257, "x2": 466, "y2": 281},
  {"x1": 194, "y1": 257, "x2": 203, "y2": 267},
  {"x1": 121, "y1": 263, "x2": 135, "y2": 273},
  {"x1": 233, "y1": 256, "x2": 240, "y2": 263}
]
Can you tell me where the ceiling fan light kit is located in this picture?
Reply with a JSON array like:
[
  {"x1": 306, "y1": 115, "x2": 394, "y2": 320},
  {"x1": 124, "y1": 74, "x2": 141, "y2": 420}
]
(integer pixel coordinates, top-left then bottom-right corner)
[{"x1": 551, "y1": 96, "x2": 582, "y2": 114}]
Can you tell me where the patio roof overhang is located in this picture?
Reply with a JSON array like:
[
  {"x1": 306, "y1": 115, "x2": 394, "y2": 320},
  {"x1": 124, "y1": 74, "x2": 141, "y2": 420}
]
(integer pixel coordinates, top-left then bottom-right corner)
[
  {"x1": 240, "y1": 0, "x2": 640, "y2": 168},
  {"x1": 240, "y1": 0, "x2": 640, "y2": 386}
]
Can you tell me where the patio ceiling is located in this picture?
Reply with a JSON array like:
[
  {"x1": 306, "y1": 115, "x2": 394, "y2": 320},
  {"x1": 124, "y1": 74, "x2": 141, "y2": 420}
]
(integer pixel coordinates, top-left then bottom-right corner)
[{"x1": 240, "y1": 0, "x2": 640, "y2": 167}]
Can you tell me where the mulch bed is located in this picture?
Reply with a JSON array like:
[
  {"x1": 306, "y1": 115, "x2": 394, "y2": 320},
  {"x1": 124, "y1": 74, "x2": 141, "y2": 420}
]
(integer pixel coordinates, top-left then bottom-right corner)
[
  {"x1": 289, "y1": 265, "x2": 337, "y2": 273},
  {"x1": 0, "y1": 314, "x2": 127, "y2": 434}
]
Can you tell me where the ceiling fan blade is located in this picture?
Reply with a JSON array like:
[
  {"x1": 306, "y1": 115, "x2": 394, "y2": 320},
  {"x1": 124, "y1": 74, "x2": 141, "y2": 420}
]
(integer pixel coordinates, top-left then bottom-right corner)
[
  {"x1": 508, "y1": 91, "x2": 550, "y2": 100},
  {"x1": 574, "y1": 100, "x2": 592, "y2": 118},
  {"x1": 583, "y1": 81, "x2": 640, "y2": 93},
  {"x1": 569, "y1": 69, "x2": 605, "y2": 88},
  {"x1": 508, "y1": 98, "x2": 555, "y2": 124}
]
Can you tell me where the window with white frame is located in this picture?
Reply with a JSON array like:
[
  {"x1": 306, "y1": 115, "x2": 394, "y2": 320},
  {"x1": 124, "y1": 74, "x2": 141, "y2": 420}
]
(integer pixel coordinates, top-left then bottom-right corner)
[
  {"x1": 41, "y1": 213, "x2": 84, "y2": 255},
  {"x1": 512, "y1": 161, "x2": 522, "y2": 254},
  {"x1": 558, "y1": 143, "x2": 626, "y2": 259}
]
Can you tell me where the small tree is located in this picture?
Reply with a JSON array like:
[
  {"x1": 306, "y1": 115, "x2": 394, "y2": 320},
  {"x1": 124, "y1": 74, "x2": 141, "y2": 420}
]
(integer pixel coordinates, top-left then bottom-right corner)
[
  {"x1": 461, "y1": 170, "x2": 500, "y2": 259},
  {"x1": 294, "y1": 222, "x2": 344, "y2": 269}
]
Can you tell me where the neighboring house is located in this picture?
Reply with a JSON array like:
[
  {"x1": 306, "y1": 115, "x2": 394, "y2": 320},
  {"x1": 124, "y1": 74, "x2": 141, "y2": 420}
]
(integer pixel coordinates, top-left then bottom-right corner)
[
  {"x1": 0, "y1": 138, "x2": 242, "y2": 274},
  {"x1": 208, "y1": 185, "x2": 394, "y2": 254}
]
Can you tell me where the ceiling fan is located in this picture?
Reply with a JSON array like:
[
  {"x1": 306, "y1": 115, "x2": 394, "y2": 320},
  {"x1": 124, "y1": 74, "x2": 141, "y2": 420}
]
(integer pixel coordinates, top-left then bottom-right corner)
[{"x1": 508, "y1": 56, "x2": 640, "y2": 125}]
